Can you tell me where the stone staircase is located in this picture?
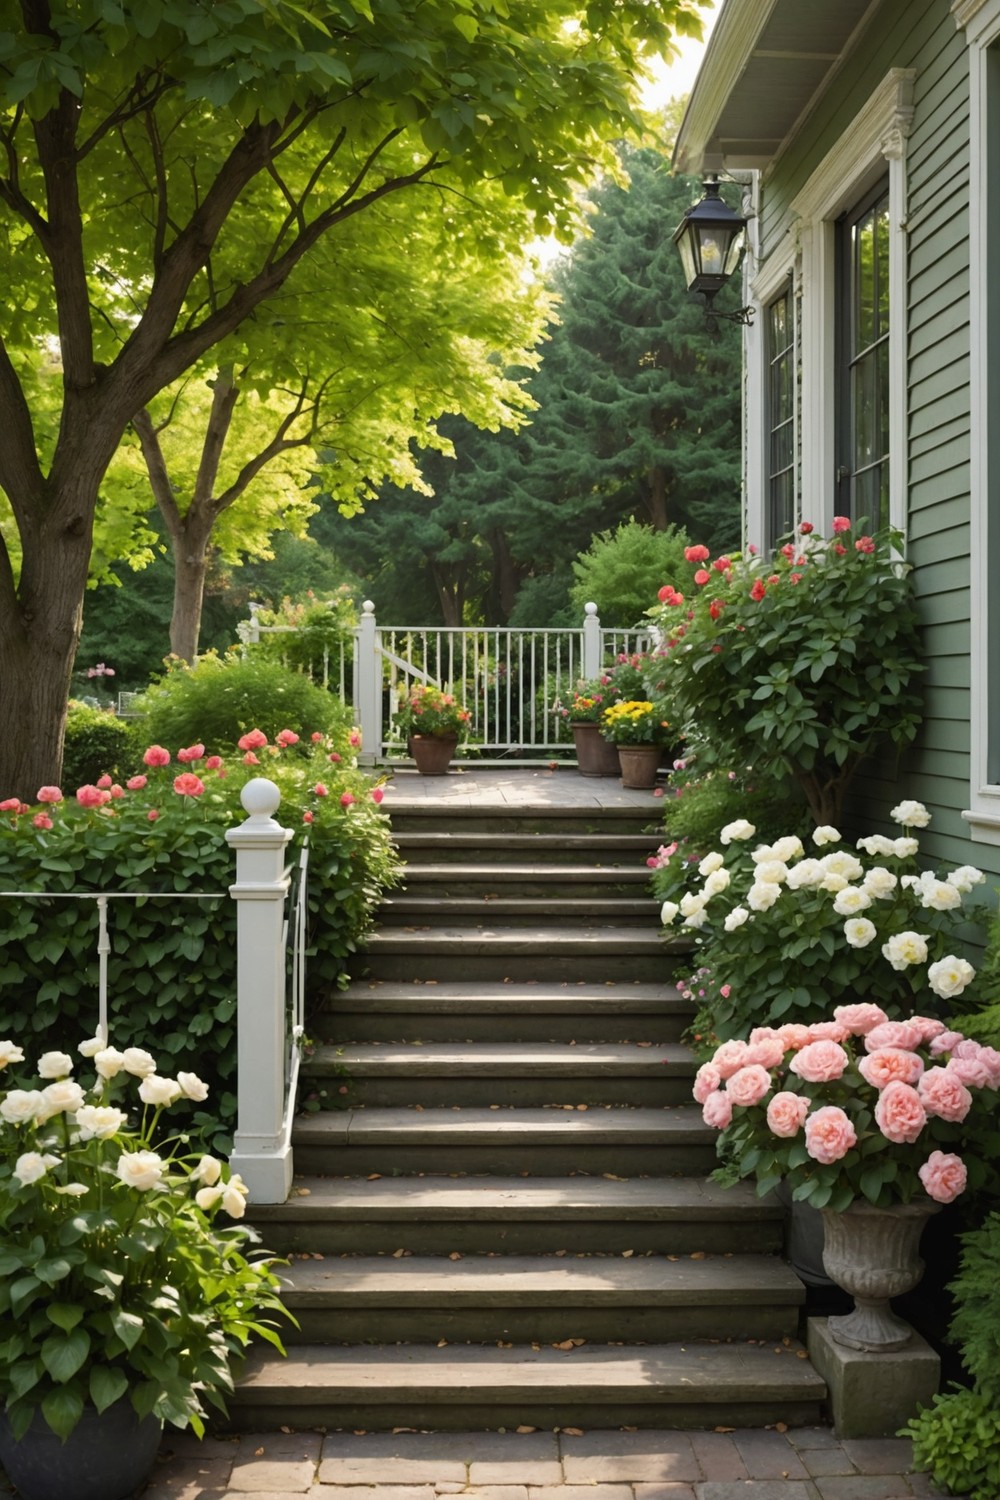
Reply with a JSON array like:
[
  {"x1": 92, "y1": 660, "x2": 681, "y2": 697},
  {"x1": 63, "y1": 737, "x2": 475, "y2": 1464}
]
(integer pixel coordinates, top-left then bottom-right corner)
[{"x1": 239, "y1": 790, "x2": 825, "y2": 1431}]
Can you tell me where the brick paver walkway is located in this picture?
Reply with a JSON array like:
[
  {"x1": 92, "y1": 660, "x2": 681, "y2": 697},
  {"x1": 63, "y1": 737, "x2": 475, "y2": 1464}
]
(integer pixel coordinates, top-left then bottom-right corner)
[{"x1": 128, "y1": 1426, "x2": 950, "y2": 1499}]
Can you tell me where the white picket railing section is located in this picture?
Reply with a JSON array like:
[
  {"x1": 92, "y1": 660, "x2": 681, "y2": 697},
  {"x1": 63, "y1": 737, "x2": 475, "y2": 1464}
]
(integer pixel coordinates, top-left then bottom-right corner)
[{"x1": 241, "y1": 600, "x2": 653, "y2": 766}]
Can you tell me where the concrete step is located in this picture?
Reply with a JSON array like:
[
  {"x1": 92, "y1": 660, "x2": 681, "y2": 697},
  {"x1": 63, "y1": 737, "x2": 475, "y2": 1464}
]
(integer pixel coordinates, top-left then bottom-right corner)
[
  {"x1": 393, "y1": 832, "x2": 660, "y2": 868},
  {"x1": 378, "y1": 896, "x2": 659, "y2": 929},
  {"x1": 229, "y1": 1340, "x2": 826, "y2": 1431},
  {"x1": 358, "y1": 926, "x2": 680, "y2": 983},
  {"x1": 304, "y1": 1042, "x2": 695, "y2": 1106},
  {"x1": 319, "y1": 981, "x2": 695, "y2": 1044},
  {"x1": 396, "y1": 862, "x2": 653, "y2": 899},
  {"x1": 387, "y1": 805, "x2": 661, "y2": 838},
  {"x1": 290, "y1": 1105, "x2": 716, "y2": 1177},
  {"x1": 277, "y1": 1252, "x2": 805, "y2": 1344}
]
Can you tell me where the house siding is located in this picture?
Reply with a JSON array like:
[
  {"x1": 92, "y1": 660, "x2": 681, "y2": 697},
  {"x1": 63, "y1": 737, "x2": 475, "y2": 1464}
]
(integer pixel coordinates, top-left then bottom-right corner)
[{"x1": 750, "y1": 0, "x2": 998, "y2": 896}]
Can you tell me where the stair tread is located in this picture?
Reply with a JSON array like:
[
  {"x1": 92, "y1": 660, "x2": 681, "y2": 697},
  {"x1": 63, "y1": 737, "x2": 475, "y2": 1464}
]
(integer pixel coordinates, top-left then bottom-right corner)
[
  {"x1": 235, "y1": 1340, "x2": 825, "y2": 1398},
  {"x1": 253, "y1": 1175, "x2": 781, "y2": 1221},
  {"x1": 394, "y1": 833, "x2": 658, "y2": 849},
  {"x1": 294, "y1": 1106, "x2": 710, "y2": 1145},
  {"x1": 308, "y1": 1043, "x2": 693, "y2": 1075},
  {"x1": 399, "y1": 863, "x2": 653, "y2": 881},
  {"x1": 385, "y1": 898, "x2": 657, "y2": 915},
  {"x1": 334, "y1": 982, "x2": 689, "y2": 1007},
  {"x1": 279, "y1": 1254, "x2": 805, "y2": 1304},
  {"x1": 366, "y1": 926, "x2": 674, "y2": 948}
]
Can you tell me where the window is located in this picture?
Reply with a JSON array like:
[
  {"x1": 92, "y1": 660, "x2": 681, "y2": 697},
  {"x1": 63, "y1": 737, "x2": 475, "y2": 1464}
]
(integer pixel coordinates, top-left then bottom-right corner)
[
  {"x1": 836, "y1": 182, "x2": 891, "y2": 530},
  {"x1": 765, "y1": 286, "x2": 796, "y2": 547}
]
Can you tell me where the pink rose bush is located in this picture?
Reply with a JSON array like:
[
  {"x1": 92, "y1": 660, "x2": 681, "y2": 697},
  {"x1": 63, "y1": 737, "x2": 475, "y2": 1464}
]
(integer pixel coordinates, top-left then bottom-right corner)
[
  {"x1": 654, "y1": 797, "x2": 985, "y2": 1040},
  {"x1": 698, "y1": 1011, "x2": 1000, "y2": 1211}
]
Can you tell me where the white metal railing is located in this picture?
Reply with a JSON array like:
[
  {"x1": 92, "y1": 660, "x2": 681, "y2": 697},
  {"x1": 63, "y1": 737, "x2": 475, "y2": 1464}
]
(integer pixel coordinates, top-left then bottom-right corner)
[
  {"x1": 0, "y1": 890, "x2": 227, "y2": 1043},
  {"x1": 237, "y1": 599, "x2": 652, "y2": 764}
]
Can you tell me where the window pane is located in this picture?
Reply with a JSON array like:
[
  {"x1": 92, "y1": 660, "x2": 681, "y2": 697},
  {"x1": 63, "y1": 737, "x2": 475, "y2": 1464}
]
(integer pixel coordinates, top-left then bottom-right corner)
[{"x1": 855, "y1": 208, "x2": 877, "y2": 353}]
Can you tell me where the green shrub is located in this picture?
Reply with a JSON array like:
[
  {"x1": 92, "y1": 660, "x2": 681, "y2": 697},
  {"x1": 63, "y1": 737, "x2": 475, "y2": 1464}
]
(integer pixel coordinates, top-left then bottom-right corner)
[
  {"x1": 947, "y1": 1212, "x2": 1000, "y2": 1401},
  {"x1": 0, "y1": 738, "x2": 400, "y2": 1150},
  {"x1": 902, "y1": 1387, "x2": 1000, "y2": 1499},
  {"x1": 62, "y1": 701, "x2": 135, "y2": 790},
  {"x1": 250, "y1": 588, "x2": 357, "y2": 682},
  {"x1": 132, "y1": 652, "x2": 350, "y2": 755},
  {"x1": 570, "y1": 520, "x2": 691, "y2": 629}
]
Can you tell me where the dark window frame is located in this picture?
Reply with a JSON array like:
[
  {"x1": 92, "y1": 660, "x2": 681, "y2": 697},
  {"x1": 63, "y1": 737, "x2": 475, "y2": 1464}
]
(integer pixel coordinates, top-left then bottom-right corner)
[{"x1": 835, "y1": 179, "x2": 891, "y2": 531}]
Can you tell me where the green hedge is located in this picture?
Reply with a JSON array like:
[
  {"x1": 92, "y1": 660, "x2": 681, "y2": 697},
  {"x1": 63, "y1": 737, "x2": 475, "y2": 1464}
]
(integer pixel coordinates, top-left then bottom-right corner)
[{"x1": 0, "y1": 730, "x2": 399, "y2": 1149}]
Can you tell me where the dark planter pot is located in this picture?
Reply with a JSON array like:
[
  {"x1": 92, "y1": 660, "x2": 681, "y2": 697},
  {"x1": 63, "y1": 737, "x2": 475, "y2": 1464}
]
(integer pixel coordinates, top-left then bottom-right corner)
[
  {"x1": 0, "y1": 1400, "x2": 163, "y2": 1500},
  {"x1": 409, "y1": 734, "x2": 459, "y2": 775},
  {"x1": 616, "y1": 744, "x2": 663, "y2": 789},
  {"x1": 570, "y1": 721, "x2": 620, "y2": 777}
]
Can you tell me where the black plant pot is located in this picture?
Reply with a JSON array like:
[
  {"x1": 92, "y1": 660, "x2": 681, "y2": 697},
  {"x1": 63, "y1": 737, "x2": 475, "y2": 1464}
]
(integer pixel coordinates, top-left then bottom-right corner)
[{"x1": 0, "y1": 1400, "x2": 162, "y2": 1500}]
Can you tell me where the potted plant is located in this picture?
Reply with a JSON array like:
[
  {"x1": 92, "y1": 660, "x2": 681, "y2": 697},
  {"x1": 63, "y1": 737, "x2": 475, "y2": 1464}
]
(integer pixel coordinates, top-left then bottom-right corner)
[
  {"x1": 395, "y1": 683, "x2": 472, "y2": 775},
  {"x1": 599, "y1": 698, "x2": 671, "y2": 788},
  {"x1": 554, "y1": 677, "x2": 622, "y2": 776},
  {"x1": 0, "y1": 1035, "x2": 290, "y2": 1500},
  {"x1": 695, "y1": 1008, "x2": 1000, "y2": 1351}
]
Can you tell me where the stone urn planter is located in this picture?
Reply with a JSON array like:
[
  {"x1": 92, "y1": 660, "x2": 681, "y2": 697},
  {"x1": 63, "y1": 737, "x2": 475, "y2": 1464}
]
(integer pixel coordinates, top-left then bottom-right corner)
[
  {"x1": 0, "y1": 1401, "x2": 163, "y2": 1500},
  {"x1": 616, "y1": 744, "x2": 663, "y2": 789},
  {"x1": 570, "y1": 721, "x2": 620, "y2": 777},
  {"x1": 819, "y1": 1199, "x2": 941, "y2": 1351},
  {"x1": 409, "y1": 733, "x2": 459, "y2": 775}
]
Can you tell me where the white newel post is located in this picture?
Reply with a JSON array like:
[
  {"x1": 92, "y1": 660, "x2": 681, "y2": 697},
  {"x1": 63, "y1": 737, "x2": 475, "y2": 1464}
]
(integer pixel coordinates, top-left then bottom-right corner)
[
  {"x1": 225, "y1": 778, "x2": 294, "y2": 1203},
  {"x1": 582, "y1": 602, "x2": 602, "y2": 680},
  {"x1": 354, "y1": 599, "x2": 381, "y2": 766}
]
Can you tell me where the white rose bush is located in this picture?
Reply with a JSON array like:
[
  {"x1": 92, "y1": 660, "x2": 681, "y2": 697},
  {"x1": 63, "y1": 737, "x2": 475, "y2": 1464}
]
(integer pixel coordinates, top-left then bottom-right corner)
[
  {"x1": 656, "y1": 800, "x2": 988, "y2": 1043},
  {"x1": 0, "y1": 1037, "x2": 289, "y2": 1442}
]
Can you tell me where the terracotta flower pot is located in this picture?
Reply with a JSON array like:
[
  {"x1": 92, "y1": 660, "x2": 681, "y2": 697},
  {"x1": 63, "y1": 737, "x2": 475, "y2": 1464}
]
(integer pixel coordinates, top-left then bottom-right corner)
[
  {"x1": 571, "y1": 721, "x2": 620, "y2": 777},
  {"x1": 819, "y1": 1199, "x2": 941, "y2": 1351},
  {"x1": 409, "y1": 734, "x2": 459, "y2": 775},
  {"x1": 616, "y1": 744, "x2": 663, "y2": 789}
]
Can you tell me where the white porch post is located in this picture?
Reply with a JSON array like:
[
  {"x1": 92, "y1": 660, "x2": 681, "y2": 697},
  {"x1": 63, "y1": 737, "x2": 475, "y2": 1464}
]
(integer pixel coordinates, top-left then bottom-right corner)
[
  {"x1": 354, "y1": 599, "x2": 381, "y2": 767},
  {"x1": 225, "y1": 778, "x2": 294, "y2": 1204},
  {"x1": 582, "y1": 602, "x2": 602, "y2": 679}
]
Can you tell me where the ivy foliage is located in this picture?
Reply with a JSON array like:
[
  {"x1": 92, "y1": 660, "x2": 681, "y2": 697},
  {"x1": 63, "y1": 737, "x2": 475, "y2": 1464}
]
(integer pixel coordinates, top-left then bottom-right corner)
[{"x1": 0, "y1": 736, "x2": 400, "y2": 1150}]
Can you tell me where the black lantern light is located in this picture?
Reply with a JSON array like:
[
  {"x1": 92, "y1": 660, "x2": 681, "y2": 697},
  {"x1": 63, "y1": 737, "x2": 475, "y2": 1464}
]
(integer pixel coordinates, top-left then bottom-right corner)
[{"x1": 673, "y1": 175, "x2": 754, "y2": 325}]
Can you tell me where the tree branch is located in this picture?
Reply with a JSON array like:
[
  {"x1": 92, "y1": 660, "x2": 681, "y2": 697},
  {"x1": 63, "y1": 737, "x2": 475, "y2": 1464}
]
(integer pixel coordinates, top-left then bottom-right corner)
[
  {"x1": 192, "y1": 369, "x2": 240, "y2": 506},
  {"x1": 131, "y1": 407, "x2": 183, "y2": 537},
  {"x1": 0, "y1": 337, "x2": 45, "y2": 518}
]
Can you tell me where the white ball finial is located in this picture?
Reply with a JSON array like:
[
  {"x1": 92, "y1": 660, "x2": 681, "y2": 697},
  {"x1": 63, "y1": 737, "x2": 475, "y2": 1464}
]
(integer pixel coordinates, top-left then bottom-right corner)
[
  {"x1": 362, "y1": 600, "x2": 375, "y2": 614},
  {"x1": 240, "y1": 778, "x2": 282, "y2": 819},
  {"x1": 584, "y1": 602, "x2": 599, "y2": 617}
]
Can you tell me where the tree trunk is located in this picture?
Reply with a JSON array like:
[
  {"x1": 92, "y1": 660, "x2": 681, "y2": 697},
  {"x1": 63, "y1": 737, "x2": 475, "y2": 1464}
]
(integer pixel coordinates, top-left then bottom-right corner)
[
  {"x1": 486, "y1": 529, "x2": 525, "y2": 623},
  {"x1": 0, "y1": 494, "x2": 95, "y2": 799},
  {"x1": 167, "y1": 519, "x2": 216, "y2": 664},
  {"x1": 643, "y1": 465, "x2": 669, "y2": 530}
]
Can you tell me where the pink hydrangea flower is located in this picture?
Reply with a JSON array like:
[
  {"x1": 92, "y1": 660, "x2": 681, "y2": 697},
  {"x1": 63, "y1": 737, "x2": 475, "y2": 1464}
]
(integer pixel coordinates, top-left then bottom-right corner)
[
  {"x1": 702, "y1": 1091, "x2": 733, "y2": 1129},
  {"x1": 858, "y1": 1048, "x2": 925, "y2": 1090},
  {"x1": 205, "y1": 756, "x2": 222, "y2": 770},
  {"x1": 237, "y1": 729, "x2": 268, "y2": 751},
  {"x1": 1, "y1": 798, "x2": 20, "y2": 812},
  {"x1": 311, "y1": 732, "x2": 324, "y2": 743},
  {"x1": 276, "y1": 729, "x2": 300, "y2": 748},
  {"x1": 303, "y1": 811, "x2": 314, "y2": 824},
  {"x1": 36, "y1": 786, "x2": 63, "y2": 804},
  {"x1": 110, "y1": 784, "x2": 125, "y2": 799},
  {"x1": 832, "y1": 516, "x2": 852, "y2": 533},
  {"x1": 313, "y1": 783, "x2": 328, "y2": 798},
  {"x1": 684, "y1": 544, "x2": 710, "y2": 562},
  {"x1": 340, "y1": 792, "x2": 355, "y2": 808},
  {"x1": 833, "y1": 1002, "x2": 890, "y2": 1035},
  {"x1": 918, "y1": 1067, "x2": 973, "y2": 1123},
  {"x1": 147, "y1": 809, "x2": 160, "y2": 822},
  {"x1": 874, "y1": 1081, "x2": 927, "y2": 1144},
  {"x1": 855, "y1": 535, "x2": 876, "y2": 554},
  {"x1": 177, "y1": 744, "x2": 205, "y2": 763},
  {"x1": 767, "y1": 1092, "x2": 810, "y2": 1138},
  {"x1": 804, "y1": 1106, "x2": 857, "y2": 1164},
  {"x1": 725, "y1": 1064, "x2": 772, "y2": 1108},
  {"x1": 692, "y1": 1062, "x2": 722, "y2": 1105},
  {"x1": 243, "y1": 752, "x2": 260, "y2": 766},
  {"x1": 143, "y1": 745, "x2": 171, "y2": 768},
  {"x1": 76, "y1": 785, "x2": 111, "y2": 808},
  {"x1": 126, "y1": 775, "x2": 147, "y2": 791},
  {"x1": 919, "y1": 1150, "x2": 967, "y2": 1204},
  {"x1": 32, "y1": 813, "x2": 53, "y2": 831},
  {"x1": 96, "y1": 774, "x2": 113, "y2": 789},
  {"x1": 172, "y1": 773, "x2": 205, "y2": 798},
  {"x1": 789, "y1": 1041, "x2": 849, "y2": 1083}
]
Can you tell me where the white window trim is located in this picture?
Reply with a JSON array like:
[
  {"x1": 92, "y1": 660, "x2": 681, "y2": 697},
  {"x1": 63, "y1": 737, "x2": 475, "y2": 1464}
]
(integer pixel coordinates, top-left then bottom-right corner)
[
  {"x1": 746, "y1": 237, "x2": 797, "y2": 549},
  {"x1": 781, "y1": 69, "x2": 915, "y2": 536},
  {"x1": 955, "y1": 0, "x2": 1000, "y2": 842}
]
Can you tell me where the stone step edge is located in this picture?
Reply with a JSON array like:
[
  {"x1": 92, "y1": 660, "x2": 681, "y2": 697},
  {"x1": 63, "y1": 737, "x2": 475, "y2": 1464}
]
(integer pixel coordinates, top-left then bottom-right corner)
[
  {"x1": 364, "y1": 929, "x2": 677, "y2": 950},
  {"x1": 397, "y1": 863, "x2": 653, "y2": 881},
  {"x1": 278, "y1": 1254, "x2": 806, "y2": 1306},
  {"x1": 304, "y1": 1042, "x2": 694, "y2": 1076},
  {"x1": 327, "y1": 980, "x2": 692, "y2": 1006}
]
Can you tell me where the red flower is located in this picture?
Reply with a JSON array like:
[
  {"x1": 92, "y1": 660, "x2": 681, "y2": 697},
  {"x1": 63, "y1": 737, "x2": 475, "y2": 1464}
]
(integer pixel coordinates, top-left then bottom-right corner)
[
  {"x1": 750, "y1": 579, "x2": 767, "y2": 602},
  {"x1": 684, "y1": 544, "x2": 711, "y2": 562},
  {"x1": 833, "y1": 543, "x2": 847, "y2": 556},
  {"x1": 340, "y1": 792, "x2": 355, "y2": 808},
  {"x1": 799, "y1": 521, "x2": 815, "y2": 535},
  {"x1": 173, "y1": 772, "x2": 205, "y2": 798},
  {"x1": 33, "y1": 813, "x2": 53, "y2": 831},
  {"x1": 712, "y1": 556, "x2": 731, "y2": 572},
  {"x1": 237, "y1": 728, "x2": 268, "y2": 751},
  {"x1": 205, "y1": 756, "x2": 222, "y2": 770},
  {"x1": 329, "y1": 752, "x2": 342, "y2": 764},
  {"x1": 372, "y1": 787, "x2": 385, "y2": 804},
  {"x1": 832, "y1": 516, "x2": 851, "y2": 534},
  {"x1": 243, "y1": 751, "x2": 259, "y2": 766},
  {"x1": 855, "y1": 535, "x2": 876, "y2": 554},
  {"x1": 76, "y1": 785, "x2": 111, "y2": 808},
  {"x1": 694, "y1": 569, "x2": 710, "y2": 585},
  {"x1": 780, "y1": 543, "x2": 795, "y2": 560},
  {"x1": 177, "y1": 744, "x2": 205, "y2": 763},
  {"x1": 276, "y1": 729, "x2": 300, "y2": 747},
  {"x1": 709, "y1": 599, "x2": 724, "y2": 620},
  {"x1": 126, "y1": 775, "x2": 147, "y2": 791},
  {"x1": 96, "y1": 774, "x2": 113, "y2": 789},
  {"x1": 143, "y1": 745, "x2": 171, "y2": 768},
  {"x1": 313, "y1": 782, "x2": 328, "y2": 797},
  {"x1": 147, "y1": 809, "x2": 160, "y2": 822},
  {"x1": 303, "y1": 811, "x2": 314, "y2": 824}
]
